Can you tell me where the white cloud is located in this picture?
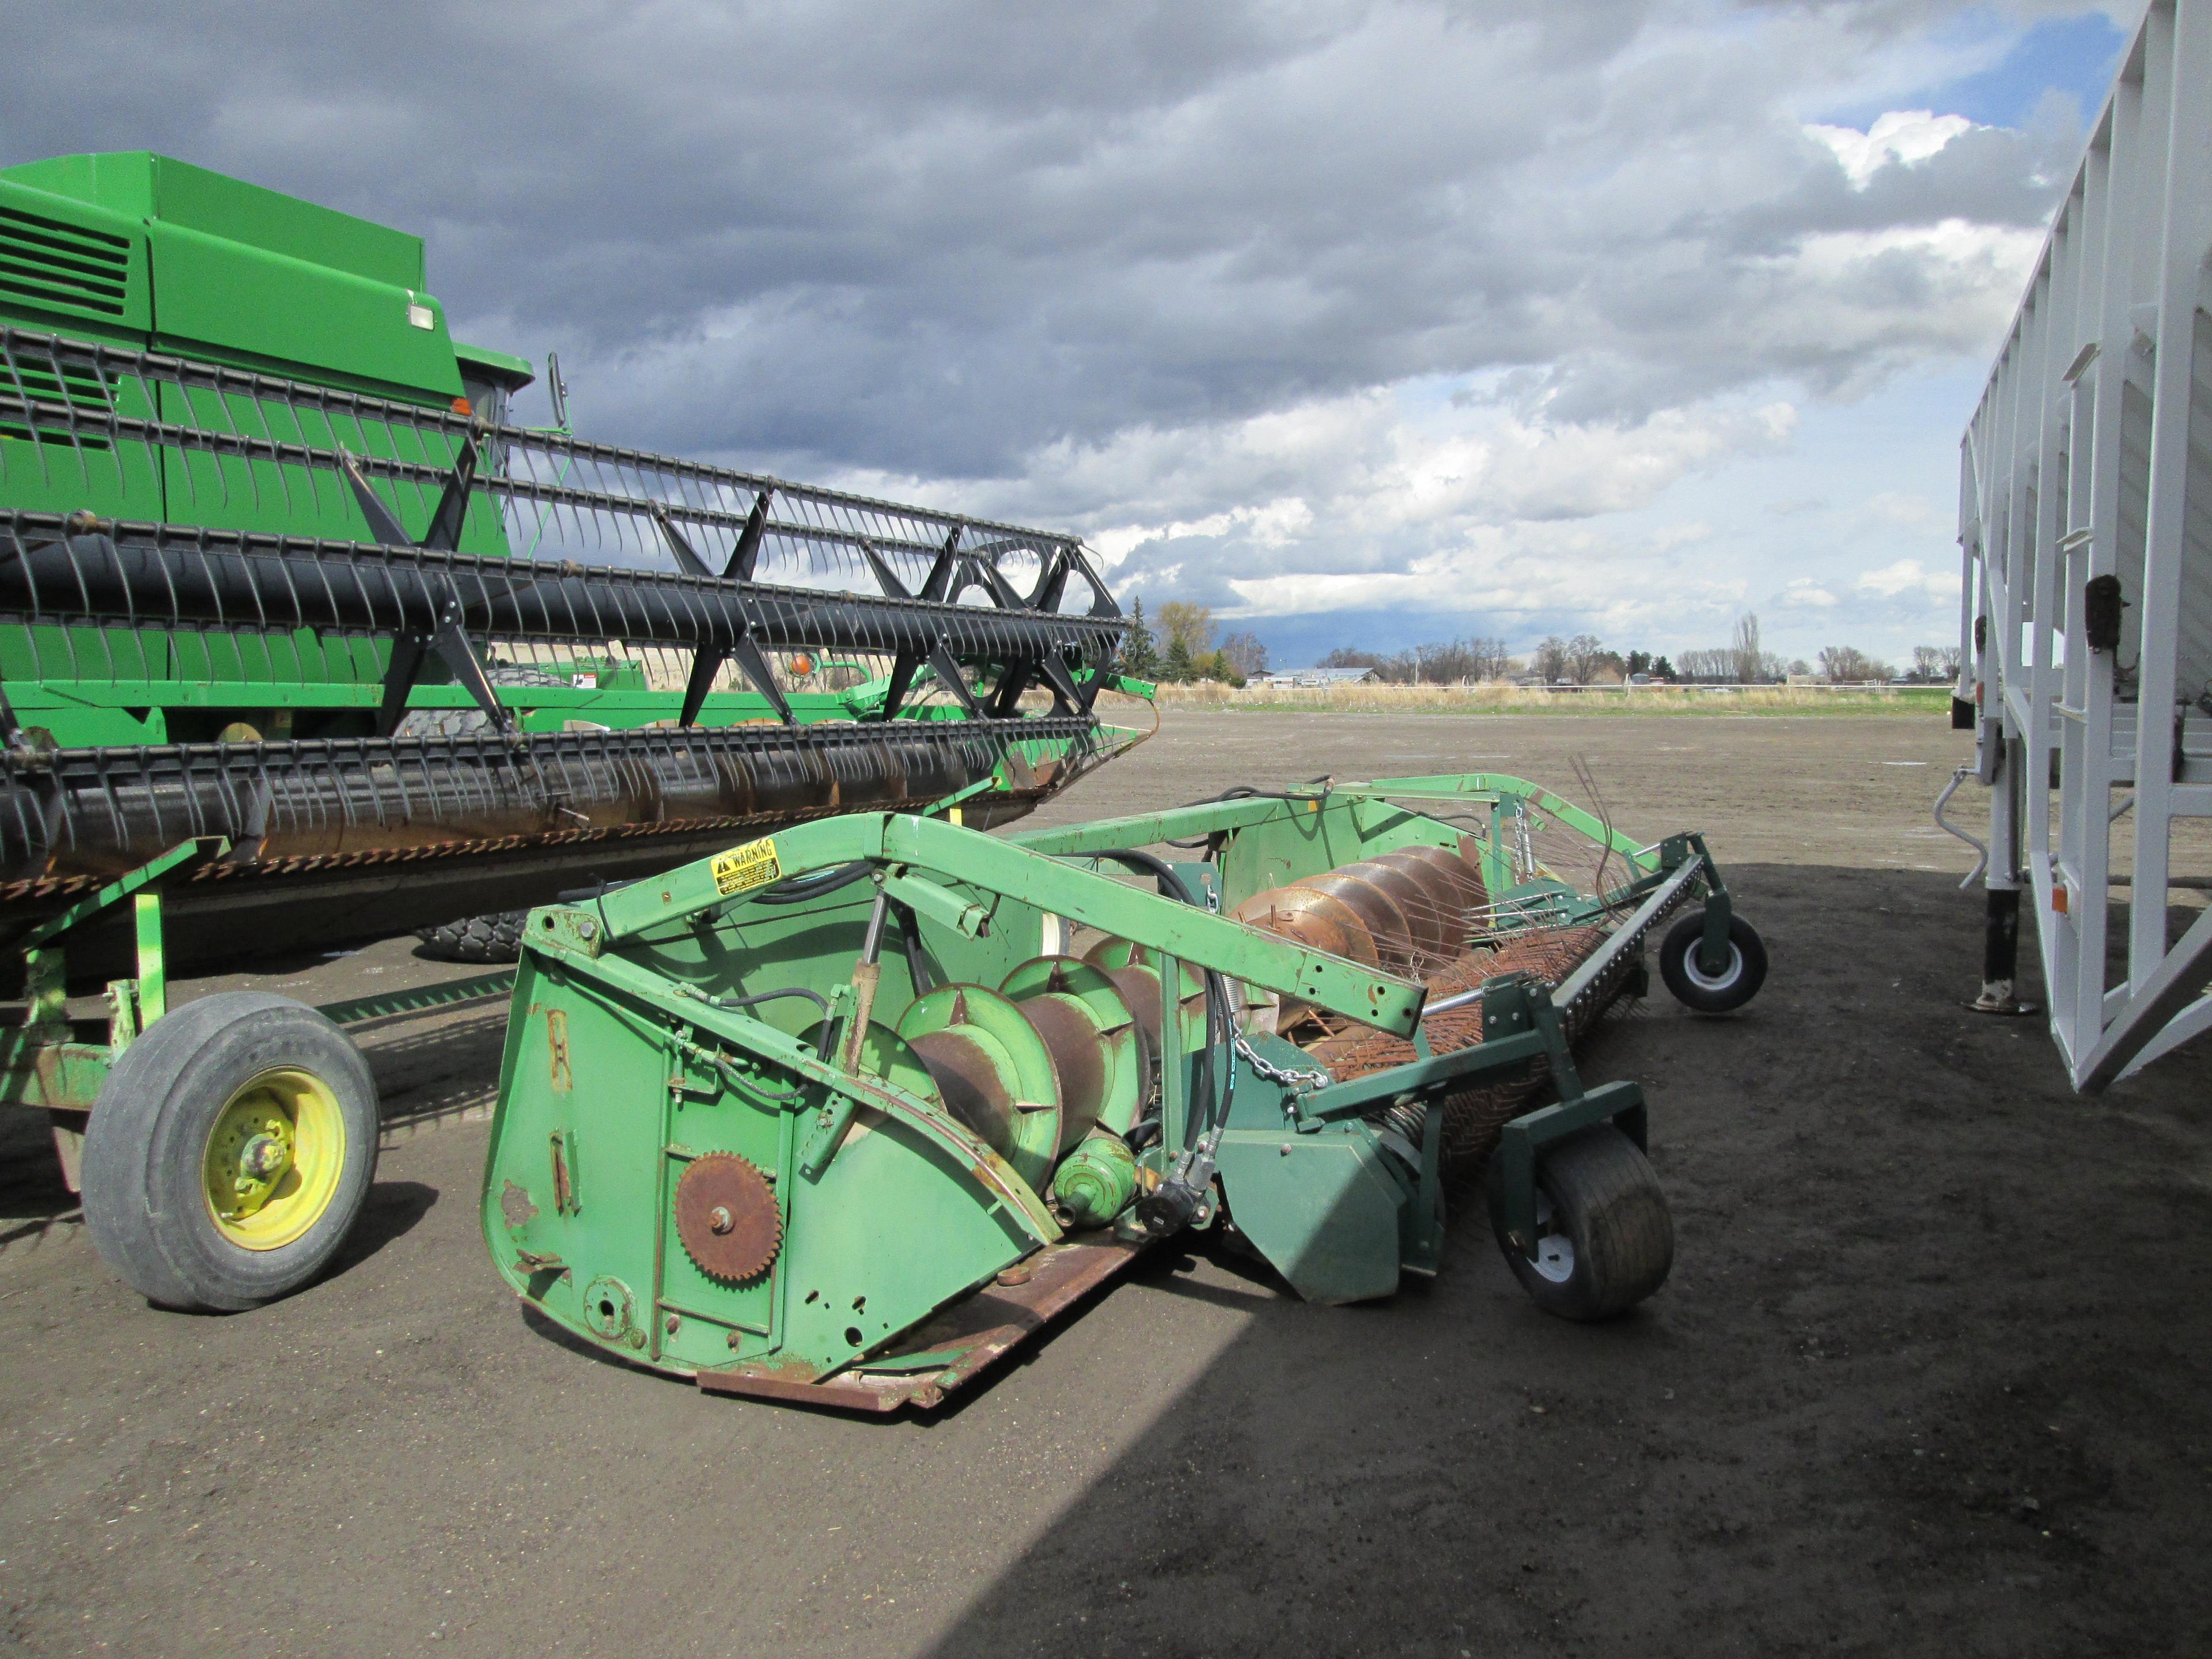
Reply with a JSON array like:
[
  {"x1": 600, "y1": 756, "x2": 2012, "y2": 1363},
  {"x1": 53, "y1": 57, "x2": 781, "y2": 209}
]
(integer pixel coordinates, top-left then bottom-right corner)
[
  {"x1": 1778, "y1": 578, "x2": 1840, "y2": 608},
  {"x1": 1808, "y1": 111, "x2": 1975, "y2": 187},
  {"x1": 1857, "y1": 557, "x2": 1957, "y2": 601}
]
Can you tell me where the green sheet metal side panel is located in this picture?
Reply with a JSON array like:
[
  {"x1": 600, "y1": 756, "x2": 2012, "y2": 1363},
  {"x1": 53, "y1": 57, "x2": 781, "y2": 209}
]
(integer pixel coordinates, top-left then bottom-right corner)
[
  {"x1": 771, "y1": 1108, "x2": 1036, "y2": 1373},
  {"x1": 604, "y1": 876, "x2": 1043, "y2": 1045},
  {"x1": 0, "y1": 173, "x2": 153, "y2": 343},
  {"x1": 484, "y1": 949, "x2": 1040, "y2": 1381},
  {"x1": 1214, "y1": 1124, "x2": 1407, "y2": 1305}
]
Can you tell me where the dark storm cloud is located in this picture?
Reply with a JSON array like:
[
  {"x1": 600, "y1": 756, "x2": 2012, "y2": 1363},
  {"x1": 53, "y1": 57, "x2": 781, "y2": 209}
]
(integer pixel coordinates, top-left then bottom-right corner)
[
  {"x1": 1, "y1": 0, "x2": 2069, "y2": 480},
  {"x1": 2, "y1": 0, "x2": 2092, "y2": 665}
]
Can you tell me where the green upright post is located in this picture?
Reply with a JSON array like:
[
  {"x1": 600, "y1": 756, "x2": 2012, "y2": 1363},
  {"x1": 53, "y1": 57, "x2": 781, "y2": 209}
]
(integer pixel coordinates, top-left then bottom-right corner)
[{"x1": 133, "y1": 892, "x2": 166, "y2": 1025}]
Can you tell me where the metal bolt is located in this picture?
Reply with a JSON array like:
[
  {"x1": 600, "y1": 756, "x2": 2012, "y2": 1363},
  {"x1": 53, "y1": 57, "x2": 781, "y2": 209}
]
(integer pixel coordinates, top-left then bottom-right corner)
[
  {"x1": 665, "y1": 1314, "x2": 680, "y2": 1335},
  {"x1": 708, "y1": 1205, "x2": 734, "y2": 1234}
]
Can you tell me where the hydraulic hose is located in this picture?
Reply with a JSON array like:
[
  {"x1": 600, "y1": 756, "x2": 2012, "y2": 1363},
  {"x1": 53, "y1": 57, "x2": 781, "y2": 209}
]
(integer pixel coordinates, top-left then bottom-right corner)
[{"x1": 1080, "y1": 847, "x2": 1240, "y2": 1236}]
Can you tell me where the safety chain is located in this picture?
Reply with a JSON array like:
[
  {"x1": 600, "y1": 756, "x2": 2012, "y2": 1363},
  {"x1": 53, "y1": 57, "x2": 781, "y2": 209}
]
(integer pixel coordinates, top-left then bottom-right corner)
[{"x1": 1233, "y1": 1032, "x2": 1333, "y2": 1096}]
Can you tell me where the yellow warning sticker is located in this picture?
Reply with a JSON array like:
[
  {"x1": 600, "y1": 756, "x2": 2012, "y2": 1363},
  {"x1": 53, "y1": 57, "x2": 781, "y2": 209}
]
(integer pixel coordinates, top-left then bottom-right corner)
[{"x1": 711, "y1": 838, "x2": 782, "y2": 896}]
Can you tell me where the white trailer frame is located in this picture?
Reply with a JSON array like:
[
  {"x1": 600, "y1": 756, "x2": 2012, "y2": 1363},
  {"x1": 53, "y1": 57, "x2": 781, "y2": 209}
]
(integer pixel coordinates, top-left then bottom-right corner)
[{"x1": 1960, "y1": 0, "x2": 2212, "y2": 1090}]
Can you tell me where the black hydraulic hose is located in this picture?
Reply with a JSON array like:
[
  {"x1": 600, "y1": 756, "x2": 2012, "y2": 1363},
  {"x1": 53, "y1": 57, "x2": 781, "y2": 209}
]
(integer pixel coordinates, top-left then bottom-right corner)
[
  {"x1": 1163, "y1": 775, "x2": 1331, "y2": 847},
  {"x1": 702, "y1": 983, "x2": 835, "y2": 1053},
  {"x1": 751, "y1": 860, "x2": 875, "y2": 906},
  {"x1": 1080, "y1": 847, "x2": 1238, "y2": 1171}
]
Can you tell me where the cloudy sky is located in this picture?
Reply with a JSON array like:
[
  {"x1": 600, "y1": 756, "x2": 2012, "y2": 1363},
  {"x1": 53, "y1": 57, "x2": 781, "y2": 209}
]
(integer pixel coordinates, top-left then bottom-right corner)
[{"x1": 6, "y1": 1, "x2": 2133, "y2": 668}]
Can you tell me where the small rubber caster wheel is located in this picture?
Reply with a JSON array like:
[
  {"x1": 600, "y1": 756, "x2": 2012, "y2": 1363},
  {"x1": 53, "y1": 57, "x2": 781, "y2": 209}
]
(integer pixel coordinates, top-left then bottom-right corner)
[
  {"x1": 1486, "y1": 1124, "x2": 1673, "y2": 1320},
  {"x1": 81, "y1": 993, "x2": 380, "y2": 1311},
  {"x1": 1658, "y1": 911, "x2": 1767, "y2": 1013}
]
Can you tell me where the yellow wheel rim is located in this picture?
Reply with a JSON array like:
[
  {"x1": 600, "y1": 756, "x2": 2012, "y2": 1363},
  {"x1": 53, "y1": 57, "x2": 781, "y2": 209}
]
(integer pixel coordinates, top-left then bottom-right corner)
[{"x1": 200, "y1": 1067, "x2": 346, "y2": 1251}]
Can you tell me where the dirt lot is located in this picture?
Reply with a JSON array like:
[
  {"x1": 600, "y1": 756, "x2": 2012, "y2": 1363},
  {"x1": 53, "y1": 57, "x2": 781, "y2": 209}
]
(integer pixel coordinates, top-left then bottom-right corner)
[{"x1": 5, "y1": 710, "x2": 2210, "y2": 1658}]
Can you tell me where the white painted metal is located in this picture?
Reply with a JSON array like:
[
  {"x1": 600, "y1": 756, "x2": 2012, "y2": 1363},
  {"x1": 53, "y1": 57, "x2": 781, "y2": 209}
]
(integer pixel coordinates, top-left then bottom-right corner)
[{"x1": 1961, "y1": 0, "x2": 2212, "y2": 1090}]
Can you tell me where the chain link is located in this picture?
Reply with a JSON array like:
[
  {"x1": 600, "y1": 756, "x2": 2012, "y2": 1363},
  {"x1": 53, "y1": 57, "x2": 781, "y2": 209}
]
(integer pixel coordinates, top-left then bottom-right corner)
[{"x1": 1233, "y1": 1032, "x2": 1332, "y2": 1094}]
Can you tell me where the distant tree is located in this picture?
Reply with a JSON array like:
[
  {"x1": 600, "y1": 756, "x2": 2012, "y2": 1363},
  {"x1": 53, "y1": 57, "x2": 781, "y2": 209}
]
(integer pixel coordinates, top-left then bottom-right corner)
[
  {"x1": 1320, "y1": 646, "x2": 1387, "y2": 670},
  {"x1": 1156, "y1": 602, "x2": 1216, "y2": 659},
  {"x1": 1678, "y1": 647, "x2": 1733, "y2": 683},
  {"x1": 1650, "y1": 654, "x2": 1677, "y2": 681},
  {"x1": 1787, "y1": 658, "x2": 1810, "y2": 677},
  {"x1": 1119, "y1": 597, "x2": 1160, "y2": 680},
  {"x1": 1162, "y1": 634, "x2": 1197, "y2": 683},
  {"x1": 1219, "y1": 630, "x2": 1268, "y2": 678},
  {"x1": 1534, "y1": 635, "x2": 1570, "y2": 681},
  {"x1": 1818, "y1": 645, "x2": 1895, "y2": 683},
  {"x1": 1202, "y1": 649, "x2": 1246, "y2": 687},
  {"x1": 1730, "y1": 613, "x2": 1764, "y2": 683},
  {"x1": 1563, "y1": 633, "x2": 1607, "y2": 683},
  {"x1": 1626, "y1": 649, "x2": 1653, "y2": 677},
  {"x1": 1911, "y1": 644, "x2": 1963, "y2": 683}
]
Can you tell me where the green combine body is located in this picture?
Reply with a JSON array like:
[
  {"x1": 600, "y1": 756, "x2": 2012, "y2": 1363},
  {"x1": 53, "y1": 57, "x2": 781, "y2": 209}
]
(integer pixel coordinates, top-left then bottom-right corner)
[
  {"x1": 1, "y1": 153, "x2": 1140, "y2": 1312},
  {"x1": 0, "y1": 151, "x2": 969, "y2": 746}
]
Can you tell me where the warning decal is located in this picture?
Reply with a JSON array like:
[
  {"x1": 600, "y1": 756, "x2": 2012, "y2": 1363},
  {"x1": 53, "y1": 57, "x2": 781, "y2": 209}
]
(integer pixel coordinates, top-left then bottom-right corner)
[{"x1": 711, "y1": 838, "x2": 782, "y2": 896}]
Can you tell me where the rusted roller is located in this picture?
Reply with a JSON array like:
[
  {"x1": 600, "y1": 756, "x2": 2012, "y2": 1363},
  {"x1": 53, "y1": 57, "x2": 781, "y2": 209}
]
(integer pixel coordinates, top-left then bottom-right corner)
[
  {"x1": 1080, "y1": 939, "x2": 1206, "y2": 1075},
  {"x1": 1229, "y1": 886, "x2": 1381, "y2": 967},
  {"x1": 1382, "y1": 843, "x2": 1488, "y2": 920},
  {"x1": 1291, "y1": 872, "x2": 1415, "y2": 971},
  {"x1": 999, "y1": 956, "x2": 1145, "y2": 1139},
  {"x1": 1334, "y1": 859, "x2": 1453, "y2": 963},
  {"x1": 895, "y1": 985, "x2": 1063, "y2": 1194}
]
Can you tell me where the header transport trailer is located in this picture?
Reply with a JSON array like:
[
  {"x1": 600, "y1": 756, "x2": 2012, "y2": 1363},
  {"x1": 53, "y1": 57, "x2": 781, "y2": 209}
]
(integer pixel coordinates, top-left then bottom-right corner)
[
  {"x1": 1950, "y1": 1, "x2": 2212, "y2": 1088},
  {"x1": 0, "y1": 153, "x2": 1142, "y2": 1308}
]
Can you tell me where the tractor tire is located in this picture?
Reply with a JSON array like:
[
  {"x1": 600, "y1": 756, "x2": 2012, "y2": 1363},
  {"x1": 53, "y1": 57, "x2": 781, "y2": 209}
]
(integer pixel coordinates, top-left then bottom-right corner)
[
  {"x1": 1657, "y1": 911, "x2": 1767, "y2": 1013},
  {"x1": 80, "y1": 993, "x2": 380, "y2": 1312},
  {"x1": 1486, "y1": 1124, "x2": 1672, "y2": 1320},
  {"x1": 392, "y1": 662, "x2": 567, "y2": 740},
  {"x1": 414, "y1": 911, "x2": 528, "y2": 964}
]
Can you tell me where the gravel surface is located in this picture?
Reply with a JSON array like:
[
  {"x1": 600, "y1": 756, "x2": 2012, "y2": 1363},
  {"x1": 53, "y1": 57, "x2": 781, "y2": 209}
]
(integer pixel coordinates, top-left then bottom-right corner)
[{"x1": 3, "y1": 710, "x2": 2209, "y2": 1658}]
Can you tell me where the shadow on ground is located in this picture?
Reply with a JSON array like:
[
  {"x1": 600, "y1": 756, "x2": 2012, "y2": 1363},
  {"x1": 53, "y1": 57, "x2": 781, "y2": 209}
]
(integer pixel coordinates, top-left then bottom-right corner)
[{"x1": 924, "y1": 863, "x2": 2212, "y2": 1659}]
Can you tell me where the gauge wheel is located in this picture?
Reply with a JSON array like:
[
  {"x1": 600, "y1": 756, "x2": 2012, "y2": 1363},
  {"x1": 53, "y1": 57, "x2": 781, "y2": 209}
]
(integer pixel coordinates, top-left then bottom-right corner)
[
  {"x1": 81, "y1": 993, "x2": 380, "y2": 1312},
  {"x1": 1657, "y1": 911, "x2": 1767, "y2": 1013},
  {"x1": 1486, "y1": 1124, "x2": 1673, "y2": 1320}
]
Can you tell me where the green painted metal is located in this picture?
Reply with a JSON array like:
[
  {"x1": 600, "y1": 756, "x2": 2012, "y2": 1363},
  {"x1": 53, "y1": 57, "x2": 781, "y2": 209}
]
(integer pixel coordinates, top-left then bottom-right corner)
[
  {"x1": 483, "y1": 769, "x2": 1730, "y2": 1406},
  {"x1": 1051, "y1": 1132, "x2": 1139, "y2": 1228}
]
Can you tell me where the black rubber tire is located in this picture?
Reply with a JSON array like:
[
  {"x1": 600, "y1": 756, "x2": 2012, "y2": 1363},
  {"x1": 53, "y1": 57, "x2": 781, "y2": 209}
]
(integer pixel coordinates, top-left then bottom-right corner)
[
  {"x1": 414, "y1": 910, "x2": 528, "y2": 964},
  {"x1": 79, "y1": 993, "x2": 380, "y2": 1312},
  {"x1": 1486, "y1": 1124, "x2": 1673, "y2": 1320},
  {"x1": 1657, "y1": 911, "x2": 1767, "y2": 1013},
  {"x1": 392, "y1": 663, "x2": 566, "y2": 740}
]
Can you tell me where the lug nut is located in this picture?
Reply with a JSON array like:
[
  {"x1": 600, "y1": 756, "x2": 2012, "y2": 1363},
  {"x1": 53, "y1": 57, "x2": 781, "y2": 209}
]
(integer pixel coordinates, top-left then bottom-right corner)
[{"x1": 709, "y1": 1205, "x2": 734, "y2": 1234}]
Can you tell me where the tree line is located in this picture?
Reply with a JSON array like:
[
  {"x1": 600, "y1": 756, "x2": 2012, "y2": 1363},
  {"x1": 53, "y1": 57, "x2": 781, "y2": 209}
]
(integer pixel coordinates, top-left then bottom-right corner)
[{"x1": 1112, "y1": 603, "x2": 1962, "y2": 687}]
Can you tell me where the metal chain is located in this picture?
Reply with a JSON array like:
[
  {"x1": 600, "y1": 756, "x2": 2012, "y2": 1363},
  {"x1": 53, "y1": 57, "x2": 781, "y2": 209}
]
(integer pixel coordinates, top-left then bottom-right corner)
[{"x1": 1233, "y1": 1032, "x2": 1332, "y2": 1094}]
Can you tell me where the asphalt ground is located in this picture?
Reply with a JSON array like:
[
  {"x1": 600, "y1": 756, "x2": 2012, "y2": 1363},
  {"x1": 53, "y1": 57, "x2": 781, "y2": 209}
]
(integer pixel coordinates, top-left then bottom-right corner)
[{"x1": 4, "y1": 709, "x2": 2210, "y2": 1658}]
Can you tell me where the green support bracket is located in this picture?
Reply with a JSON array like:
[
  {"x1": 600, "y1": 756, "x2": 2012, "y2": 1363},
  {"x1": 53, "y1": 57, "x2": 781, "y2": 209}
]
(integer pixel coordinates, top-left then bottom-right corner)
[
  {"x1": 18, "y1": 836, "x2": 229, "y2": 952},
  {"x1": 1481, "y1": 973, "x2": 1649, "y2": 1262}
]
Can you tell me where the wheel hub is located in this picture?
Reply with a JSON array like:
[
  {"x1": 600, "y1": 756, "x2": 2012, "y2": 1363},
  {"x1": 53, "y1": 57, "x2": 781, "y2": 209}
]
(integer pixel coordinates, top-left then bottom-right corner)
[{"x1": 199, "y1": 1068, "x2": 346, "y2": 1251}]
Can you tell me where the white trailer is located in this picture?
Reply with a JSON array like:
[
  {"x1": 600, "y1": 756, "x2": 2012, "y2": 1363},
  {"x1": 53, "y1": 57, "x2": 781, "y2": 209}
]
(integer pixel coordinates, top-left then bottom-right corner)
[{"x1": 1957, "y1": 0, "x2": 2212, "y2": 1089}]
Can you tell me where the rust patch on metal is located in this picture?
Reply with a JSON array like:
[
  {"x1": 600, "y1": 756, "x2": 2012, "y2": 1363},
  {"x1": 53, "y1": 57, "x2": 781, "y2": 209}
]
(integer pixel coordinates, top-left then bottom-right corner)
[
  {"x1": 499, "y1": 1178, "x2": 539, "y2": 1230},
  {"x1": 543, "y1": 1006, "x2": 573, "y2": 1092},
  {"x1": 672, "y1": 1152, "x2": 782, "y2": 1283}
]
